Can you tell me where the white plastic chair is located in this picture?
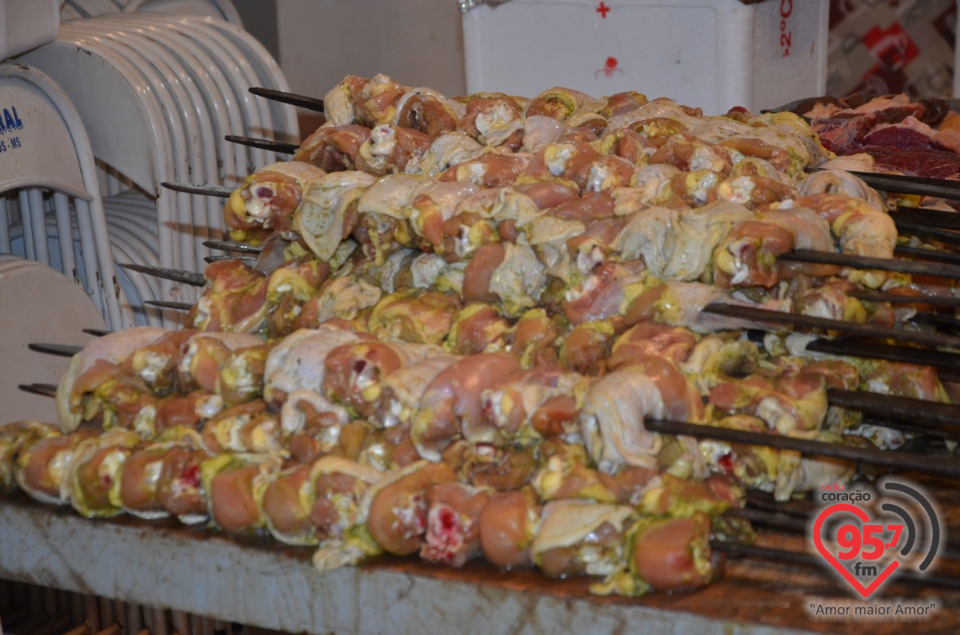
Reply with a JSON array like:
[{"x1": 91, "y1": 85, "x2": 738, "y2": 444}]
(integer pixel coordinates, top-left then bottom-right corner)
[
  {"x1": 0, "y1": 255, "x2": 107, "y2": 422},
  {"x1": 124, "y1": 0, "x2": 242, "y2": 26},
  {"x1": 20, "y1": 37, "x2": 192, "y2": 320},
  {"x1": 0, "y1": 63, "x2": 127, "y2": 328}
]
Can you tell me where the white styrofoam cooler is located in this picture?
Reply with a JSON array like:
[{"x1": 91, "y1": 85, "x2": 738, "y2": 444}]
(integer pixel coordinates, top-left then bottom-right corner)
[
  {"x1": 0, "y1": 0, "x2": 60, "y2": 61},
  {"x1": 462, "y1": 0, "x2": 828, "y2": 115}
]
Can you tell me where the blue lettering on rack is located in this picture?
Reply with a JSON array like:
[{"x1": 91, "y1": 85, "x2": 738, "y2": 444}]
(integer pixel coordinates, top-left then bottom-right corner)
[{"x1": 0, "y1": 106, "x2": 24, "y2": 135}]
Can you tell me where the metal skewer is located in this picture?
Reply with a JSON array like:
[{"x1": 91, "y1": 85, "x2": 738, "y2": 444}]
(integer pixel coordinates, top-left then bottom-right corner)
[
  {"x1": 160, "y1": 182, "x2": 234, "y2": 198},
  {"x1": 778, "y1": 249, "x2": 960, "y2": 280},
  {"x1": 850, "y1": 171, "x2": 960, "y2": 201},
  {"x1": 204, "y1": 254, "x2": 258, "y2": 267},
  {"x1": 891, "y1": 206, "x2": 960, "y2": 231},
  {"x1": 18, "y1": 383, "x2": 58, "y2": 398},
  {"x1": 703, "y1": 303, "x2": 960, "y2": 349},
  {"x1": 224, "y1": 135, "x2": 298, "y2": 155},
  {"x1": 851, "y1": 291, "x2": 960, "y2": 309},
  {"x1": 893, "y1": 244, "x2": 960, "y2": 266},
  {"x1": 249, "y1": 86, "x2": 325, "y2": 113},
  {"x1": 644, "y1": 419, "x2": 960, "y2": 479},
  {"x1": 203, "y1": 240, "x2": 262, "y2": 254},
  {"x1": 28, "y1": 343, "x2": 82, "y2": 357},
  {"x1": 803, "y1": 339, "x2": 960, "y2": 382},
  {"x1": 115, "y1": 263, "x2": 205, "y2": 287},
  {"x1": 144, "y1": 300, "x2": 194, "y2": 311}
]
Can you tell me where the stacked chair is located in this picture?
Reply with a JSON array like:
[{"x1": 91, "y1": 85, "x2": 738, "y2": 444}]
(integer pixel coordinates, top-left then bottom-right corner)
[
  {"x1": 0, "y1": 0, "x2": 295, "y2": 436},
  {"x1": 5, "y1": 0, "x2": 296, "y2": 328}
]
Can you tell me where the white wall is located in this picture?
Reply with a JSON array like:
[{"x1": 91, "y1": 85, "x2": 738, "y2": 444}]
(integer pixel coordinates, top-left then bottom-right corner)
[{"x1": 277, "y1": 0, "x2": 467, "y2": 100}]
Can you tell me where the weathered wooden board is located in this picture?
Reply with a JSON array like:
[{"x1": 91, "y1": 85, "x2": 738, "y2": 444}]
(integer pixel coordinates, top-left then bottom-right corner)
[{"x1": 3, "y1": 494, "x2": 960, "y2": 635}]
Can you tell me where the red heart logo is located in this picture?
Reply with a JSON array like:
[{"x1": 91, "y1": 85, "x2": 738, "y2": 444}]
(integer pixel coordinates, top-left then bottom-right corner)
[{"x1": 812, "y1": 503, "x2": 900, "y2": 598}]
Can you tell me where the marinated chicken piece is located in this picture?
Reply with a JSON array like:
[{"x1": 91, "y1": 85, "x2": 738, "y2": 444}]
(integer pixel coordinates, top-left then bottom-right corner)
[
  {"x1": 263, "y1": 324, "x2": 368, "y2": 410},
  {"x1": 56, "y1": 326, "x2": 168, "y2": 432},
  {"x1": 557, "y1": 321, "x2": 616, "y2": 376},
  {"x1": 367, "y1": 289, "x2": 461, "y2": 345},
  {"x1": 459, "y1": 93, "x2": 526, "y2": 149},
  {"x1": 293, "y1": 125, "x2": 370, "y2": 172},
  {"x1": 293, "y1": 171, "x2": 377, "y2": 263},
  {"x1": 122, "y1": 329, "x2": 197, "y2": 396},
  {"x1": 322, "y1": 340, "x2": 438, "y2": 418},
  {"x1": 65, "y1": 429, "x2": 141, "y2": 518},
  {"x1": 510, "y1": 307, "x2": 562, "y2": 369},
  {"x1": 445, "y1": 303, "x2": 512, "y2": 356},
  {"x1": 201, "y1": 452, "x2": 284, "y2": 536},
  {"x1": 478, "y1": 486, "x2": 541, "y2": 569},
  {"x1": 296, "y1": 275, "x2": 382, "y2": 331},
  {"x1": 365, "y1": 460, "x2": 457, "y2": 556},
  {"x1": 117, "y1": 439, "x2": 191, "y2": 519},
  {"x1": 616, "y1": 202, "x2": 753, "y2": 281},
  {"x1": 156, "y1": 443, "x2": 211, "y2": 524},
  {"x1": 178, "y1": 331, "x2": 264, "y2": 393},
  {"x1": 531, "y1": 442, "x2": 615, "y2": 503},
  {"x1": 201, "y1": 400, "x2": 283, "y2": 454},
  {"x1": 216, "y1": 342, "x2": 273, "y2": 407},
  {"x1": 404, "y1": 181, "x2": 482, "y2": 252},
  {"x1": 192, "y1": 260, "x2": 269, "y2": 334},
  {"x1": 530, "y1": 500, "x2": 634, "y2": 578},
  {"x1": 374, "y1": 353, "x2": 459, "y2": 430},
  {"x1": 479, "y1": 366, "x2": 587, "y2": 446},
  {"x1": 438, "y1": 152, "x2": 532, "y2": 189},
  {"x1": 15, "y1": 428, "x2": 99, "y2": 505},
  {"x1": 406, "y1": 131, "x2": 486, "y2": 176},
  {"x1": 603, "y1": 512, "x2": 716, "y2": 596},
  {"x1": 355, "y1": 125, "x2": 431, "y2": 177},
  {"x1": 420, "y1": 482, "x2": 491, "y2": 567},
  {"x1": 579, "y1": 365, "x2": 664, "y2": 473},
  {"x1": 411, "y1": 352, "x2": 522, "y2": 460},
  {"x1": 562, "y1": 261, "x2": 648, "y2": 325},
  {"x1": 789, "y1": 193, "x2": 897, "y2": 287},
  {"x1": 708, "y1": 371, "x2": 828, "y2": 435},
  {"x1": 395, "y1": 87, "x2": 464, "y2": 138},
  {"x1": 0, "y1": 421, "x2": 59, "y2": 494},
  {"x1": 225, "y1": 161, "x2": 326, "y2": 234},
  {"x1": 608, "y1": 321, "x2": 698, "y2": 370}
]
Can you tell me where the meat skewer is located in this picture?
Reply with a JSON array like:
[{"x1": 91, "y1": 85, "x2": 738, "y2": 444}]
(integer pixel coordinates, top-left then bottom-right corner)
[
  {"x1": 893, "y1": 245, "x2": 960, "y2": 266},
  {"x1": 891, "y1": 206, "x2": 960, "y2": 231},
  {"x1": 116, "y1": 263, "x2": 205, "y2": 287},
  {"x1": 224, "y1": 135, "x2": 297, "y2": 155},
  {"x1": 644, "y1": 419, "x2": 960, "y2": 479},
  {"x1": 16, "y1": 383, "x2": 57, "y2": 398},
  {"x1": 248, "y1": 86, "x2": 325, "y2": 113},
  {"x1": 850, "y1": 170, "x2": 960, "y2": 201},
  {"x1": 892, "y1": 218, "x2": 960, "y2": 247},
  {"x1": 202, "y1": 240, "x2": 262, "y2": 254},
  {"x1": 159, "y1": 182, "x2": 233, "y2": 199},
  {"x1": 850, "y1": 291, "x2": 960, "y2": 309},
  {"x1": 779, "y1": 249, "x2": 960, "y2": 280},
  {"x1": 28, "y1": 343, "x2": 83, "y2": 358},
  {"x1": 803, "y1": 338, "x2": 960, "y2": 381},
  {"x1": 204, "y1": 254, "x2": 258, "y2": 267},
  {"x1": 829, "y1": 389, "x2": 960, "y2": 428},
  {"x1": 703, "y1": 303, "x2": 960, "y2": 349},
  {"x1": 144, "y1": 300, "x2": 193, "y2": 312}
]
